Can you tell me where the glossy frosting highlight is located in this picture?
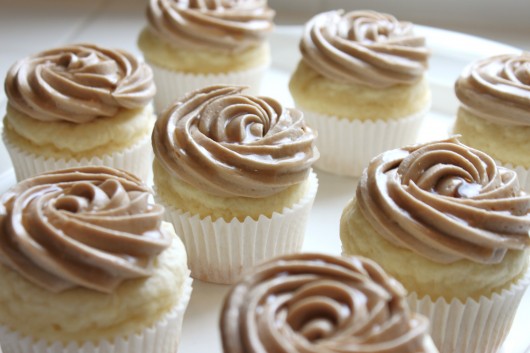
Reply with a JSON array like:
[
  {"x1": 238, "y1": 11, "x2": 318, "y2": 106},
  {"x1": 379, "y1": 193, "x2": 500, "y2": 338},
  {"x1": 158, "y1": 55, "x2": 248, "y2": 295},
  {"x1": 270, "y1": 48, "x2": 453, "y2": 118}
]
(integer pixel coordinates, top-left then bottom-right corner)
[
  {"x1": 300, "y1": 10, "x2": 429, "y2": 88},
  {"x1": 221, "y1": 253, "x2": 437, "y2": 353},
  {"x1": 455, "y1": 53, "x2": 530, "y2": 126},
  {"x1": 146, "y1": 0, "x2": 274, "y2": 51},
  {"x1": 0, "y1": 167, "x2": 171, "y2": 293},
  {"x1": 153, "y1": 85, "x2": 318, "y2": 198},
  {"x1": 5, "y1": 44, "x2": 155, "y2": 123},
  {"x1": 357, "y1": 137, "x2": 530, "y2": 264}
]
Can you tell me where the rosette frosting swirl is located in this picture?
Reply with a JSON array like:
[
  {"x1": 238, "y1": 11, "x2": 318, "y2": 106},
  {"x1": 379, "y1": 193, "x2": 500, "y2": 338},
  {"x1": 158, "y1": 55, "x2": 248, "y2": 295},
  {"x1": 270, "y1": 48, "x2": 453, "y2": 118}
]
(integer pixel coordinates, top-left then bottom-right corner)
[
  {"x1": 5, "y1": 44, "x2": 156, "y2": 123},
  {"x1": 0, "y1": 166, "x2": 171, "y2": 293},
  {"x1": 146, "y1": 0, "x2": 275, "y2": 51},
  {"x1": 455, "y1": 53, "x2": 530, "y2": 126},
  {"x1": 357, "y1": 137, "x2": 530, "y2": 264},
  {"x1": 221, "y1": 253, "x2": 437, "y2": 353},
  {"x1": 300, "y1": 10, "x2": 429, "y2": 88},
  {"x1": 152, "y1": 85, "x2": 318, "y2": 198}
]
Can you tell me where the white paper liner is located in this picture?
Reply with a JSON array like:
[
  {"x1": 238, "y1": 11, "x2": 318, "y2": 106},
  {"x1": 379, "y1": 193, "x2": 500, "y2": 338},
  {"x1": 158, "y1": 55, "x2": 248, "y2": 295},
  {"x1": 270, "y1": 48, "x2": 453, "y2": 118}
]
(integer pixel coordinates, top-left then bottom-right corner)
[
  {"x1": 497, "y1": 161, "x2": 530, "y2": 192},
  {"x1": 0, "y1": 277, "x2": 193, "y2": 353},
  {"x1": 302, "y1": 105, "x2": 430, "y2": 177},
  {"x1": 158, "y1": 171, "x2": 318, "y2": 284},
  {"x1": 407, "y1": 269, "x2": 530, "y2": 353},
  {"x1": 2, "y1": 132, "x2": 153, "y2": 182},
  {"x1": 149, "y1": 62, "x2": 268, "y2": 114}
]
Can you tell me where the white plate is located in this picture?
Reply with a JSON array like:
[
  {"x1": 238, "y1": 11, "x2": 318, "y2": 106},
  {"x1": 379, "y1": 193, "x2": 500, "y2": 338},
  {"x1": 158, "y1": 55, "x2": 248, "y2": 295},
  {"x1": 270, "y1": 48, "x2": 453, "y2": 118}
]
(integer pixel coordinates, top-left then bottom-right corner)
[{"x1": 0, "y1": 25, "x2": 528, "y2": 353}]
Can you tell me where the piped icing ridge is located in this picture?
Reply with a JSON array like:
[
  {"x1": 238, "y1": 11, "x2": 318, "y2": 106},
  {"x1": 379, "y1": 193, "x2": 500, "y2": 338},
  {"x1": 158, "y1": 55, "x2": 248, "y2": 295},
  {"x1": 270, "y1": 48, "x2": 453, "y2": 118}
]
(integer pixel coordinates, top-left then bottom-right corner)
[
  {"x1": 0, "y1": 166, "x2": 170, "y2": 293},
  {"x1": 5, "y1": 44, "x2": 155, "y2": 123},
  {"x1": 152, "y1": 85, "x2": 319, "y2": 198},
  {"x1": 221, "y1": 253, "x2": 437, "y2": 353},
  {"x1": 357, "y1": 137, "x2": 530, "y2": 264},
  {"x1": 300, "y1": 10, "x2": 429, "y2": 88},
  {"x1": 146, "y1": 0, "x2": 274, "y2": 51},
  {"x1": 455, "y1": 53, "x2": 530, "y2": 126}
]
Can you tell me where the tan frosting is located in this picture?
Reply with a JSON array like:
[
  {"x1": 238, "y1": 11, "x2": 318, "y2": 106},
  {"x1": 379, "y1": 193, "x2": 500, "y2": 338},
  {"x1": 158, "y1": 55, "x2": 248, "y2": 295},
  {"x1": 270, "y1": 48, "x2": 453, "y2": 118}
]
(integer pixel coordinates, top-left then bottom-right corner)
[
  {"x1": 221, "y1": 253, "x2": 437, "y2": 353},
  {"x1": 146, "y1": 0, "x2": 274, "y2": 51},
  {"x1": 0, "y1": 166, "x2": 171, "y2": 293},
  {"x1": 300, "y1": 10, "x2": 429, "y2": 88},
  {"x1": 152, "y1": 85, "x2": 318, "y2": 198},
  {"x1": 5, "y1": 44, "x2": 156, "y2": 123},
  {"x1": 455, "y1": 53, "x2": 530, "y2": 126},
  {"x1": 357, "y1": 137, "x2": 530, "y2": 265}
]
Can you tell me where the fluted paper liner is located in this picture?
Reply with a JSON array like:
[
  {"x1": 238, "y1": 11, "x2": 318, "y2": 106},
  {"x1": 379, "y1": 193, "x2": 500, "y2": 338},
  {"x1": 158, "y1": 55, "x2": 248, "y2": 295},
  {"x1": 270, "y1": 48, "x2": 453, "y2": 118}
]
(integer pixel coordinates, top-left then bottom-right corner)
[
  {"x1": 0, "y1": 277, "x2": 193, "y2": 353},
  {"x1": 149, "y1": 62, "x2": 269, "y2": 114},
  {"x1": 158, "y1": 172, "x2": 318, "y2": 284},
  {"x1": 302, "y1": 105, "x2": 430, "y2": 177},
  {"x1": 407, "y1": 269, "x2": 530, "y2": 353},
  {"x1": 498, "y1": 161, "x2": 530, "y2": 192},
  {"x1": 2, "y1": 132, "x2": 153, "y2": 182}
]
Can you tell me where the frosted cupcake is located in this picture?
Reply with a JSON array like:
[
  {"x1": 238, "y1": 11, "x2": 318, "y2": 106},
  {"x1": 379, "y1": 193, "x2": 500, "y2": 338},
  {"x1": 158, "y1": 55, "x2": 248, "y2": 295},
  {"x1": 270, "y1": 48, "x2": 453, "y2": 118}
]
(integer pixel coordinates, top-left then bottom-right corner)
[
  {"x1": 454, "y1": 53, "x2": 530, "y2": 191},
  {"x1": 340, "y1": 137, "x2": 530, "y2": 353},
  {"x1": 152, "y1": 85, "x2": 319, "y2": 284},
  {"x1": 2, "y1": 44, "x2": 156, "y2": 181},
  {"x1": 0, "y1": 166, "x2": 192, "y2": 353},
  {"x1": 138, "y1": 0, "x2": 274, "y2": 113},
  {"x1": 221, "y1": 253, "x2": 439, "y2": 353},
  {"x1": 289, "y1": 10, "x2": 431, "y2": 177}
]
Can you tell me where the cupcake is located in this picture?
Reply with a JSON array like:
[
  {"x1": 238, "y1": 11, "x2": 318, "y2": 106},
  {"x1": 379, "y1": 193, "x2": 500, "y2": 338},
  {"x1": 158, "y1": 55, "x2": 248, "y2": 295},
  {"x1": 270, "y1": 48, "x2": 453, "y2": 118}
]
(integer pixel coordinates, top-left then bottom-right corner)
[
  {"x1": 221, "y1": 253, "x2": 439, "y2": 352},
  {"x1": 2, "y1": 44, "x2": 156, "y2": 182},
  {"x1": 454, "y1": 53, "x2": 530, "y2": 191},
  {"x1": 0, "y1": 166, "x2": 192, "y2": 353},
  {"x1": 289, "y1": 10, "x2": 431, "y2": 177},
  {"x1": 340, "y1": 137, "x2": 530, "y2": 353},
  {"x1": 152, "y1": 85, "x2": 319, "y2": 284},
  {"x1": 138, "y1": 0, "x2": 275, "y2": 113}
]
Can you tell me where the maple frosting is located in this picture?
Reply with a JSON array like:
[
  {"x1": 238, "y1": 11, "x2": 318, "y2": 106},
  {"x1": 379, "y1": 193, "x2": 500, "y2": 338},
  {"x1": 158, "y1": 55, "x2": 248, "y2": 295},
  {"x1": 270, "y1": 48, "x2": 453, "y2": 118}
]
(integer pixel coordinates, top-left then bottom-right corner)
[
  {"x1": 357, "y1": 137, "x2": 530, "y2": 264},
  {"x1": 152, "y1": 85, "x2": 318, "y2": 198},
  {"x1": 0, "y1": 166, "x2": 171, "y2": 293},
  {"x1": 300, "y1": 10, "x2": 429, "y2": 88},
  {"x1": 455, "y1": 53, "x2": 530, "y2": 126},
  {"x1": 221, "y1": 253, "x2": 437, "y2": 353},
  {"x1": 146, "y1": 0, "x2": 274, "y2": 51},
  {"x1": 5, "y1": 44, "x2": 155, "y2": 124}
]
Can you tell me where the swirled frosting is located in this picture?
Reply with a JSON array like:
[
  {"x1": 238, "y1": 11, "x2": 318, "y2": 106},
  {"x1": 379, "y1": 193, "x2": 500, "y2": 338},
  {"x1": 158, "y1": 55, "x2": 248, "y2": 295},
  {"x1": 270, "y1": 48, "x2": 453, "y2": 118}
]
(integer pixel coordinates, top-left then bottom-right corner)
[
  {"x1": 300, "y1": 10, "x2": 429, "y2": 88},
  {"x1": 455, "y1": 53, "x2": 530, "y2": 126},
  {"x1": 5, "y1": 44, "x2": 156, "y2": 123},
  {"x1": 221, "y1": 253, "x2": 437, "y2": 353},
  {"x1": 0, "y1": 166, "x2": 171, "y2": 293},
  {"x1": 146, "y1": 0, "x2": 275, "y2": 51},
  {"x1": 152, "y1": 85, "x2": 318, "y2": 198},
  {"x1": 357, "y1": 137, "x2": 530, "y2": 264}
]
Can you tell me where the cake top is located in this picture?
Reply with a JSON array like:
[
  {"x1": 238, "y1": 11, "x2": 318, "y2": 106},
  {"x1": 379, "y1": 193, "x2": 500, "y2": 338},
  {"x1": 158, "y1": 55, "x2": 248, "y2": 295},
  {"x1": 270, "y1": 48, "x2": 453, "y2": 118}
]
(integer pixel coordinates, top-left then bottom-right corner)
[
  {"x1": 455, "y1": 53, "x2": 530, "y2": 126},
  {"x1": 299, "y1": 10, "x2": 429, "y2": 88},
  {"x1": 146, "y1": 0, "x2": 275, "y2": 51},
  {"x1": 152, "y1": 85, "x2": 319, "y2": 198},
  {"x1": 356, "y1": 137, "x2": 530, "y2": 264},
  {"x1": 0, "y1": 166, "x2": 171, "y2": 293},
  {"x1": 5, "y1": 43, "x2": 155, "y2": 124},
  {"x1": 221, "y1": 253, "x2": 438, "y2": 353}
]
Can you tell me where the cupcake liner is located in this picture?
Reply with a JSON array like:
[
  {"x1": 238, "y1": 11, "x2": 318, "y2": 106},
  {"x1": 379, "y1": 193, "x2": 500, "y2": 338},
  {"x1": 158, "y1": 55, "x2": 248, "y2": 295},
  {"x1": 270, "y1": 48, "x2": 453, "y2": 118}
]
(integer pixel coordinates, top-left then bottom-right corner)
[
  {"x1": 2, "y1": 131, "x2": 153, "y2": 182},
  {"x1": 158, "y1": 171, "x2": 318, "y2": 284},
  {"x1": 302, "y1": 105, "x2": 430, "y2": 177},
  {"x1": 497, "y1": 161, "x2": 530, "y2": 192},
  {"x1": 148, "y1": 62, "x2": 269, "y2": 114},
  {"x1": 407, "y1": 269, "x2": 530, "y2": 353},
  {"x1": 0, "y1": 277, "x2": 193, "y2": 353}
]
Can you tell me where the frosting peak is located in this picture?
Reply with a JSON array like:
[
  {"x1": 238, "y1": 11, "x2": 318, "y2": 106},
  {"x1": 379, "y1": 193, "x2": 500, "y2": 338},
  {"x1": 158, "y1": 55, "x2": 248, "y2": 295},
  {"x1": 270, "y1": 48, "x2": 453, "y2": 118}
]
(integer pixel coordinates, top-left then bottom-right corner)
[
  {"x1": 357, "y1": 137, "x2": 530, "y2": 264},
  {"x1": 300, "y1": 10, "x2": 429, "y2": 88},
  {"x1": 221, "y1": 253, "x2": 438, "y2": 353},
  {"x1": 153, "y1": 85, "x2": 319, "y2": 198},
  {"x1": 5, "y1": 44, "x2": 155, "y2": 123},
  {"x1": 455, "y1": 53, "x2": 530, "y2": 126},
  {"x1": 0, "y1": 167, "x2": 171, "y2": 293}
]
